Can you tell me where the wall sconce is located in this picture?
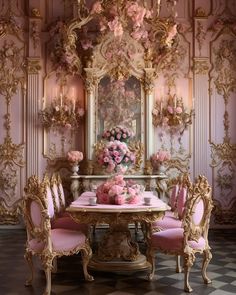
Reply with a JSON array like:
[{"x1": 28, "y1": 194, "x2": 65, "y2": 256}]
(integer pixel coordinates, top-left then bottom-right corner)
[
  {"x1": 152, "y1": 93, "x2": 194, "y2": 134},
  {"x1": 39, "y1": 88, "x2": 84, "y2": 132}
]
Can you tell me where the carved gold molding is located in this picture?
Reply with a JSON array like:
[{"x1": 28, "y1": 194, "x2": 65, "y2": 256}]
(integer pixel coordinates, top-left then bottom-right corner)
[
  {"x1": 25, "y1": 58, "x2": 41, "y2": 74},
  {"x1": 195, "y1": 7, "x2": 207, "y2": 18},
  {"x1": 210, "y1": 142, "x2": 236, "y2": 166},
  {"x1": 213, "y1": 199, "x2": 236, "y2": 224},
  {"x1": 196, "y1": 21, "x2": 206, "y2": 56},
  {"x1": 0, "y1": 205, "x2": 21, "y2": 224},
  {"x1": 0, "y1": 38, "x2": 25, "y2": 224},
  {"x1": 193, "y1": 58, "x2": 209, "y2": 75}
]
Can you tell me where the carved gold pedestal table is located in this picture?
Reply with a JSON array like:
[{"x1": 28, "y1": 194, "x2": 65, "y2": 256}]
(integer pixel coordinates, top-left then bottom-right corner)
[{"x1": 67, "y1": 192, "x2": 169, "y2": 272}]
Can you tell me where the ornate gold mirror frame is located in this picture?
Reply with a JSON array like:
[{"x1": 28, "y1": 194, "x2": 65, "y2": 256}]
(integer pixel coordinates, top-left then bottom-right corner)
[{"x1": 81, "y1": 31, "x2": 156, "y2": 175}]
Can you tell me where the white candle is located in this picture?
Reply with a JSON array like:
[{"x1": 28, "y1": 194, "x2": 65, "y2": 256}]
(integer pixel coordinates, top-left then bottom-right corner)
[
  {"x1": 60, "y1": 93, "x2": 63, "y2": 106},
  {"x1": 71, "y1": 87, "x2": 75, "y2": 99}
]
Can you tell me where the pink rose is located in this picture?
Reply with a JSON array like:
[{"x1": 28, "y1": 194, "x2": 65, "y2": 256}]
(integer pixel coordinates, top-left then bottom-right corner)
[
  {"x1": 175, "y1": 106, "x2": 182, "y2": 114},
  {"x1": 127, "y1": 195, "x2": 140, "y2": 204},
  {"x1": 115, "y1": 195, "x2": 126, "y2": 205},
  {"x1": 91, "y1": 1, "x2": 102, "y2": 14},
  {"x1": 167, "y1": 106, "x2": 174, "y2": 114}
]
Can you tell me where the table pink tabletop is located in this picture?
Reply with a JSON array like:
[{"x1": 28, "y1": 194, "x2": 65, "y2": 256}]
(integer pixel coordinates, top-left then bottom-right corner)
[{"x1": 68, "y1": 191, "x2": 170, "y2": 213}]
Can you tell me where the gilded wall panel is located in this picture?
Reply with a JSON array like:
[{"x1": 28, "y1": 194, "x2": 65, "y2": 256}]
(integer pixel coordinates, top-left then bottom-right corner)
[
  {"x1": 209, "y1": 20, "x2": 236, "y2": 224},
  {"x1": 0, "y1": 4, "x2": 26, "y2": 224}
]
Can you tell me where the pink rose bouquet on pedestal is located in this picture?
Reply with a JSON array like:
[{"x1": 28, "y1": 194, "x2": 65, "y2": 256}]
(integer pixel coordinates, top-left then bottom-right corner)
[
  {"x1": 67, "y1": 150, "x2": 83, "y2": 164},
  {"x1": 151, "y1": 149, "x2": 171, "y2": 174},
  {"x1": 96, "y1": 175, "x2": 142, "y2": 205}
]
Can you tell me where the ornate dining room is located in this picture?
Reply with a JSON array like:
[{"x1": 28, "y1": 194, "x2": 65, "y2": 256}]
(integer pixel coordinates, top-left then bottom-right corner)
[{"x1": 0, "y1": 0, "x2": 236, "y2": 294}]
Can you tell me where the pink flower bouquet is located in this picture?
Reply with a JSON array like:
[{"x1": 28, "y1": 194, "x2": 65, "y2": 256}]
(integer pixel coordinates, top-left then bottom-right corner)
[
  {"x1": 151, "y1": 150, "x2": 171, "y2": 164},
  {"x1": 97, "y1": 140, "x2": 135, "y2": 173},
  {"x1": 67, "y1": 150, "x2": 83, "y2": 164},
  {"x1": 96, "y1": 175, "x2": 142, "y2": 205}
]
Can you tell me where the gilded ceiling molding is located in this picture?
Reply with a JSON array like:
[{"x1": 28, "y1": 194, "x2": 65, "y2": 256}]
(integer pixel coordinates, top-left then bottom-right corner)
[
  {"x1": 25, "y1": 58, "x2": 41, "y2": 74},
  {"x1": 193, "y1": 58, "x2": 209, "y2": 75}
]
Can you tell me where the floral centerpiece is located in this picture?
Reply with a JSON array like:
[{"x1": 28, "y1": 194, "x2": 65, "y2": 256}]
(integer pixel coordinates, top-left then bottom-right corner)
[
  {"x1": 96, "y1": 175, "x2": 141, "y2": 205},
  {"x1": 97, "y1": 140, "x2": 135, "y2": 173},
  {"x1": 67, "y1": 150, "x2": 83, "y2": 175},
  {"x1": 102, "y1": 126, "x2": 133, "y2": 142},
  {"x1": 150, "y1": 149, "x2": 171, "y2": 174}
]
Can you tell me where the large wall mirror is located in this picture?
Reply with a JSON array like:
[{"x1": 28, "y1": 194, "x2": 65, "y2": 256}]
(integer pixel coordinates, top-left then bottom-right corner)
[{"x1": 97, "y1": 76, "x2": 143, "y2": 141}]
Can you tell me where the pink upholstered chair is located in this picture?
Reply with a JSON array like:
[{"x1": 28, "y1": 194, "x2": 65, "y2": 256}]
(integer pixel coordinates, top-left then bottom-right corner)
[
  {"x1": 23, "y1": 175, "x2": 94, "y2": 295},
  {"x1": 152, "y1": 173, "x2": 191, "y2": 232},
  {"x1": 47, "y1": 174, "x2": 88, "y2": 234},
  {"x1": 147, "y1": 175, "x2": 213, "y2": 293}
]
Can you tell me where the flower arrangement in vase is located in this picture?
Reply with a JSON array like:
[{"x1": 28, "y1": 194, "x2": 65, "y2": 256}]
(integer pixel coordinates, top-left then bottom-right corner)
[
  {"x1": 67, "y1": 150, "x2": 83, "y2": 175},
  {"x1": 97, "y1": 140, "x2": 135, "y2": 174},
  {"x1": 102, "y1": 126, "x2": 133, "y2": 143},
  {"x1": 150, "y1": 149, "x2": 171, "y2": 174},
  {"x1": 96, "y1": 175, "x2": 142, "y2": 205}
]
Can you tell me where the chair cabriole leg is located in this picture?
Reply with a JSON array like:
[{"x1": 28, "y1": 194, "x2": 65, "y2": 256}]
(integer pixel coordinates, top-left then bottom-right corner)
[
  {"x1": 202, "y1": 249, "x2": 212, "y2": 284},
  {"x1": 81, "y1": 247, "x2": 94, "y2": 281},
  {"x1": 24, "y1": 250, "x2": 34, "y2": 286}
]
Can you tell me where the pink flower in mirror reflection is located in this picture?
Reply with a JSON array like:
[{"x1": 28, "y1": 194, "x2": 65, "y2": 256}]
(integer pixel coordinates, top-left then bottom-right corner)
[
  {"x1": 77, "y1": 108, "x2": 84, "y2": 116},
  {"x1": 175, "y1": 106, "x2": 183, "y2": 114},
  {"x1": 91, "y1": 1, "x2": 103, "y2": 14},
  {"x1": 167, "y1": 106, "x2": 174, "y2": 114},
  {"x1": 65, "y1": 123, "x2": 72, "y2": 129}
]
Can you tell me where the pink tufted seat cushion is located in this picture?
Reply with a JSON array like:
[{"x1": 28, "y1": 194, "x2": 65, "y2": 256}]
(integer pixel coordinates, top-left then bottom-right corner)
[
  {"x1": 28, "y1": 229, "x2": 86, "y2": 252},
  {"x1": 151, "y1": 228, "x2": 206, "y2": 252},
  {"x1": 51, "y1": 216, "x2": 89, "y2": 234},
  {"x1": 152, "y1": 215, "x2": 182, "y2": 230}
]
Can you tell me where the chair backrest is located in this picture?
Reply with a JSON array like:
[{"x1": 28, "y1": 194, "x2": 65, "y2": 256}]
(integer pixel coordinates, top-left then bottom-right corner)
[
  {"x1": 23, "y1": 175, "x2": 51, "y2": 240},
  {"x1": 50, "y1": 173, "x2": 61, "y2": 214},
  {"x1": 182, "y1": 175, "x2": 213, "y2": 243},
  {"x1": 57, "y1": 174, "x2": 66, "y2": 209},
  {"x1": 43, "y1": 174, "x2": 55, "y2": 219}
]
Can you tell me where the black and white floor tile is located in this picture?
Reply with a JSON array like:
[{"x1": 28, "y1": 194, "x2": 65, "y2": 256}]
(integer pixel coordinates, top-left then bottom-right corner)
[{"x1": 0, "y1": 229, "x2": 236, "y2": 295}]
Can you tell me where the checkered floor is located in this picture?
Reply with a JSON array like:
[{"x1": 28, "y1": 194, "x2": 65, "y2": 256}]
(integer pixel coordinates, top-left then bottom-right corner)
[{"x1": 0, "y1": 228, "x2": 236, "y2": 295}]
